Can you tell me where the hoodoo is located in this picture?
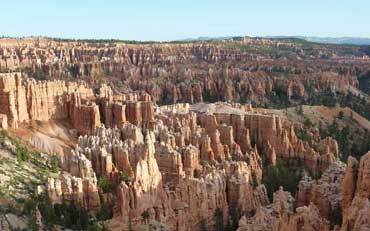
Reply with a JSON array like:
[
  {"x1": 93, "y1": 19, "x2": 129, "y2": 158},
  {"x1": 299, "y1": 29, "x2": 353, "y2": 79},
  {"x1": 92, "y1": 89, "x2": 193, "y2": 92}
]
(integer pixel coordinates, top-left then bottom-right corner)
[{"x1": 1, "y1": 35, "x2": 370, "y2": 231}]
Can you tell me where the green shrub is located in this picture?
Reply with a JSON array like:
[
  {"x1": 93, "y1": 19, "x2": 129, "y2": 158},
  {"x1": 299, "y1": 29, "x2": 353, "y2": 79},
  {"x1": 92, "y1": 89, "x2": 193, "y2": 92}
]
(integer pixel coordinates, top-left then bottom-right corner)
[
  {"x1": 38, "y1": 196, "x2": 57, "y2": 226},
  {"x1": 296, "y1": 105, "x2": 304, "y2": 115},
  {"x1": 0, "y1": 129, "x2": 8, "y2": 138},
  {"x1": 68, "y1": 64, "x2": 80, "y2": 78},
  {"x1": 98, "y1": 176, "x2": 116, "y2": 193},
  {"x1": 214, "y1": 208, "x2": 224, "y2": 231},
  {"x1": 35, "y1": 120, "x2": 43, "y2": 127},
  {"x1": 303, "y1": 118, "x2": 313, "y2": 128},
  {"x1": 49, "y1": 155, "x2": 61, "y2": 173},
  {"x1": 0, "y1": 185, "x2": 6, "y2": 196},
  {"x1": 0, "y1": 130, "x2": 8, "y2": 146},
  {"x1": 22, "y1": 66, "x2": 48, "y2": 80},
  {"x1": 97, "y1": 204, "x2": 112, "y2": 220},
  {"x1": 329, "y1": 205, "x2": 343, "y2": 228},
  {"x1": 262, "y1": 162, "x2": 302, "y2": 201},
  {"x1": 338, "y1": 111, "x2": 344, "y2": 119},
  {"x1": 28, "y1": 122, "x2": 34, "y2": 130},
  {"x1": 15, "y1": 145, "x2": 31, "y2": 162},
  {"x1": 119, "y1": 171, "x2": 131, "y2": 184},
  {"x1": 200, "y1": 218, "x2": 207, "y2": 231},
  {"x1": 38, "y1": 198, "x2": 91, "y2": 230},
  {"x1": 87, "y1": 222, "x2": 111, "y2": 231},
  {"x1": 23, "y1": 198, "x2": 37, "y2": 215},
  {"x1": 141, "y1": 210, "x2": 149, "y2": 223}
]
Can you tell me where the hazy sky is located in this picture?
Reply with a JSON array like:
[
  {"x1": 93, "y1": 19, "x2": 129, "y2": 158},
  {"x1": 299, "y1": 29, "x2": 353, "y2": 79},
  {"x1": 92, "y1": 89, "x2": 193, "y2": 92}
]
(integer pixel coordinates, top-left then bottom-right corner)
[{"x1": 2, "y1": 0, "x2": 369, "y2": 41}]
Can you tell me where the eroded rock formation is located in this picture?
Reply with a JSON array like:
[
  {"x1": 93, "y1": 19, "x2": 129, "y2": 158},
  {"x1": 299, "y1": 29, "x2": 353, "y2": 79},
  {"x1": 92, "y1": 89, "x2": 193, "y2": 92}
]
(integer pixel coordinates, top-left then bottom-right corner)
[
  {"x1": 191, "y1": 103, "x2": 338, "y2": 172},
  {"x1": 0, "y1": 37, "x2": 366, "y2": 107},
  {"x1": 0, "y1": 72, "x2": 94, "y2": 129},
  {"x1": 341, "y1": 152, "x2": 370, "y2": 231},
  {"x1": 1, "y1": 37, "x2": 370, "y2": 231},
  {"x1": 0, "y1": 71, "x2": 344, "y2": 230},
  {"x1": 40, "y1": 97, "x2": 344, "y2": 230},
  {"x1": 237, "y1": 187, "x2": 330, "y2": 231},
  {"x1": 296, "y1": 161, "x2": 345, "y2": 220},
  {"x1": 0, "y1": 73, "x2": 155, "y2": 135}
]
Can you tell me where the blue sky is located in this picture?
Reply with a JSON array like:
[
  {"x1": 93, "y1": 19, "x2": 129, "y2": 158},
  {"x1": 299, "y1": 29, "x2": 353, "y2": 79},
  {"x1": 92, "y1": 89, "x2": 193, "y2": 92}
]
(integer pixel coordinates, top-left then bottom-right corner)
[{"x1": 1, "y1": 0, "x2": 369, "y2": 41}]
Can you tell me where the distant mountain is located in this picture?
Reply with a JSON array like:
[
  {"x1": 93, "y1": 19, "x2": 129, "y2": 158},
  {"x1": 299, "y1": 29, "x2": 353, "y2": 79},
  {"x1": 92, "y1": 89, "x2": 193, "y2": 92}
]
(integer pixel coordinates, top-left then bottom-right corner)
[
  {"x1": 177, "y1": 36, "x2": 233, "y2": 42},
  {"x1": 295, "y1": 36, "x2": 370, "y2": 45},
  {"x1": 5, "y1": 35, "x2": 369, "y2": 46},
  {"x1": 263, "y1": 36, "x2": 370, "y2": 45},
  {"x1": 178, "y1": 36, "x2": 370, "y2": 46}
]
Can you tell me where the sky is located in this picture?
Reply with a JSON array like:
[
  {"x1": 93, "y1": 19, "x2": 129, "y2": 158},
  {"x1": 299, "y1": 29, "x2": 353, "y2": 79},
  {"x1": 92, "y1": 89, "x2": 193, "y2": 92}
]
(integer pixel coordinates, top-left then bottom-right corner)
[{"x1": 1, "y1": 0, "x2": 370, "y2": 41}]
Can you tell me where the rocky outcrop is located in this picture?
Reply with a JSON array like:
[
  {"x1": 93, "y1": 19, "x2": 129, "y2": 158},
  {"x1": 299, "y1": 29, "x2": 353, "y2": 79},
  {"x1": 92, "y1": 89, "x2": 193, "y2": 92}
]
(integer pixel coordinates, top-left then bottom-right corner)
[
  {"x1": 4, "y1": 85, "x2": 340, "y2": 230},
  {"x1": 191, "y1": 103, "x2": 338, "y2": 172},
  {"x1": 296, "y1": 161, "x2": 345, "y2": 220},
  {"x1": 341, "y1": 156, "x2": 359, "y2": 224},
  {"x1": 0, "y1": 66, "x2": 350, "y2": 230},
  {"x1": 237, "y1": 187, "x2": 330, "y2": 231},
  {"x1": 355, "y1": 152, "x2": 370, "y2": 199},
  {"x1": 179, "y1": 145, "x2": 200, "y2": 177},
  {"x1": 341, "y1": 152, "x2": 370, "y2": 231},
  {"x1": 47, "y1": 172, "x2": 100, "y2": 213},
  {"x1": 0, "y1": 73, "x2": 158, "y2": 135},
  {"x1": 100, "y1": 101, "x2": 126, "y2": 128},
  {"x1": 2, "y1": 37, "x2": 369, "y2": 231},
  {"x1": 0, "y1": 73, "x2": 30, "y2": 127},
  {"x1": 45, "y1": 101, "x2": 345, "y2": 230},
  {"x1": 46, "y1": 100, "x2": 291, "y2": 230},
  {"x1": 0, "y1": 37, "x2": 362, "y2": 107},
  {"x1": 98, "y1": 89, "x2": 155, "y2": 128},
  {"x1": 0, "y1": 72, "x2": 94, "y2": 129},
  {"x1": 70, "y1": 93, "x2": 102, "y2": 135},
  {"x1": 291, "y1": 152, "x2": 370, "y2": 231},
  {"x1": 115, "y1": 132, "x2": 171, "y2": 226},
  {"x1": 350, "y1": 199, "x2": 370, "y2": 231},
  {"x1": 125, "y1": 101, "x2": 155, "y2": 126},
  {"x1": 47, "y1": 150, "x2": 101, "y2": 213},
  {"x1": 0, "y1": 114, "x2": 7, "y2": 130}
]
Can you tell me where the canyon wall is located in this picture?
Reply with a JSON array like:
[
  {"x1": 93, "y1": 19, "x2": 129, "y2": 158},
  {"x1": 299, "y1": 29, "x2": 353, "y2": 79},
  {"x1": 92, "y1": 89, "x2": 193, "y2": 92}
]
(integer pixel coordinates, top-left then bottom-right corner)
[
  {"x1": 191, "y1": 103, "x2": 338, "y2": 172},
  {"x1": 0, "y1": 72, "x2": 94, "y2": 128},
  {"x1": 0, "y1": 73, "x2": 155, "y2": 135},
  {"x1": 0, "y1": 38, "x2": 365, "y2": 106}
]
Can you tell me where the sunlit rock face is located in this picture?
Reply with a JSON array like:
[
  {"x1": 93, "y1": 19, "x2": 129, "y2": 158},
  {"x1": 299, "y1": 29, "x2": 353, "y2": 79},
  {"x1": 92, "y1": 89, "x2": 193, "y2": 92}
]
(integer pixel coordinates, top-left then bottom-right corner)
[
  {"x1": 341, "y1": 152, "x2": 370, "y2": 231},
  {"x1": 41, "y1": 97, "x2": 342, "y2": 230},
  {"x1": 296, "y1": 161, "x2": 346, "y2": 220},
  {"x1": 0, "y1": 72, "x2": 95, "y2": 130},
  {"x1": 2, "y1": 37, "x2": 370, "y2": 231},
  {"x1": 55, "y1": 104, "x2": 272, "y2": 230},
  {"x1": 0, "y1": 37, "x2": 361, "y2": 107},
  {"x1": 237, "y1": 187, "x2": 330, "y2": 231},
  {"x1": 0, "y1": 71, "x2": 347, "y2": 230}
]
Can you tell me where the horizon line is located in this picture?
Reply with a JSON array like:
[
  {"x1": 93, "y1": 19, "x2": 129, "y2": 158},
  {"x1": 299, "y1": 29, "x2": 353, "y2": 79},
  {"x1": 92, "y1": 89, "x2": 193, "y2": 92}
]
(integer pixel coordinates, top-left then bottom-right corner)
[{"x1": 1, "y1": 34, "x2": 370, "y2": 43}]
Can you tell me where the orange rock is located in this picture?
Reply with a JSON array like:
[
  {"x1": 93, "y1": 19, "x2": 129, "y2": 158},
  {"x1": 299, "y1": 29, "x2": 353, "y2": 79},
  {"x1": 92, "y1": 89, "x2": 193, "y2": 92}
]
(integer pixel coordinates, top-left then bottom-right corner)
[
  {"x1": 237, "y1": 187, "x2": 330, "y2": 231},
  {"x1": 0, "y1": 113, "x2": 7, "y2": 130}
]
